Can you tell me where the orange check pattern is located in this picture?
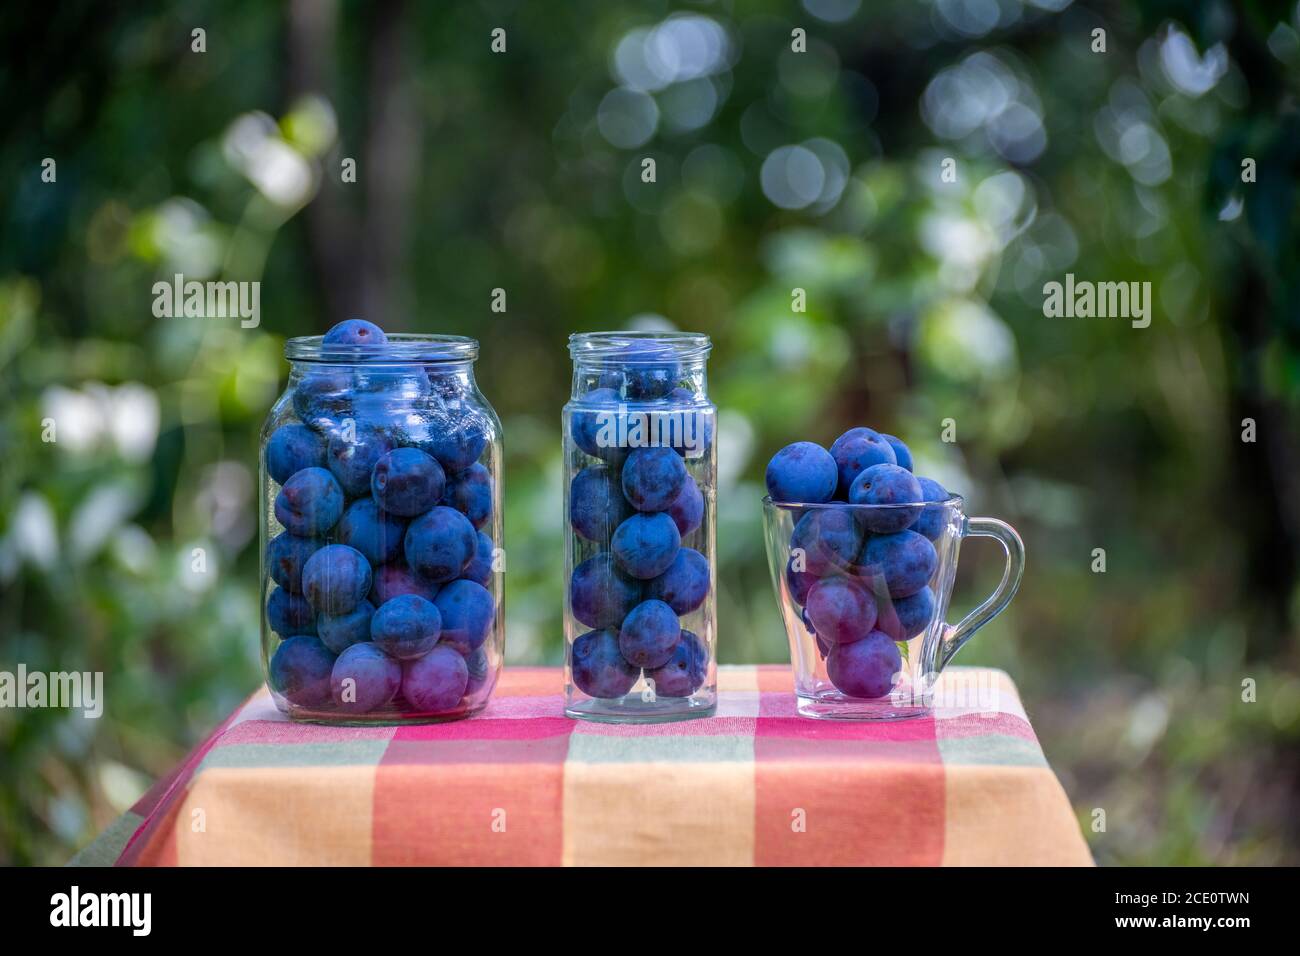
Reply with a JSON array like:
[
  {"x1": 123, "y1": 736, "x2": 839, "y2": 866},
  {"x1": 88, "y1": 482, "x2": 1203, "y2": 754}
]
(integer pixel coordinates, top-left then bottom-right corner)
[{"x1": 72, "y1": 666, "x2": 1092, "y2": 866}]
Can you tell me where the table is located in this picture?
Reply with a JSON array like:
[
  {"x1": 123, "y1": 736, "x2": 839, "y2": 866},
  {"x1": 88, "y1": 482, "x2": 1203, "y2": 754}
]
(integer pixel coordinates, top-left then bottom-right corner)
[{"x1": 71, "y1": 666, "x2": 1092, "y2": 866}]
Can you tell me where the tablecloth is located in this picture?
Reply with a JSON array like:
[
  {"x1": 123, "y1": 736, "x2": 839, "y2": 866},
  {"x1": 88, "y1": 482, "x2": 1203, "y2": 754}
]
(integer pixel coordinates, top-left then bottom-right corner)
[{"x1": 70, "y1": 665, "x2": 1092, "y2": 866}]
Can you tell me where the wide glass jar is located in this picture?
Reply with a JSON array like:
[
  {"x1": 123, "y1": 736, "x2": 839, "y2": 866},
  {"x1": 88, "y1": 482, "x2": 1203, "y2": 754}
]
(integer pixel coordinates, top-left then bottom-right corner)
[
  {"x1": 562, "y1": 331, "x2": 717, "y2": 722},
  {"x1": 259, "y1": 333, "x2": 503, "y2": 723}
]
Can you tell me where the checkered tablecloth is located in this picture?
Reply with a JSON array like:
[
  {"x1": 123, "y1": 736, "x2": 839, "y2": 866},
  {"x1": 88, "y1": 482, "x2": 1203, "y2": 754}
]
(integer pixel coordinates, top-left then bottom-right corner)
[{"x1": 71, "y1": 665, "x2": 1091, "y2": 866}]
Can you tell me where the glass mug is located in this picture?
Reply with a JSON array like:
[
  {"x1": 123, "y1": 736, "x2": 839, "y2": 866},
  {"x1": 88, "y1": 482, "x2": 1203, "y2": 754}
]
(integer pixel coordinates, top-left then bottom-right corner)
[{"x1": 762, "y1": 495, "x2": 1024, "y2": 720}]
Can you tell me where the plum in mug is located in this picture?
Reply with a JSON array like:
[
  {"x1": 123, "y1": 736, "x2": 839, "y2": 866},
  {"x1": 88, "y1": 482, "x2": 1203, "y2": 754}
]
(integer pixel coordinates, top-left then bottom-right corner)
[{"x1": 763, "y1": 494, "x2": 1024, "y2": 720}]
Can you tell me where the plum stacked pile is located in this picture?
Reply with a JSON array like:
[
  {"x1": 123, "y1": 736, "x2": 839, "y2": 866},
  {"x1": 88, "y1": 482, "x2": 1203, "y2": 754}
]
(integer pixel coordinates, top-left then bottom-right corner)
[
  {"x1": 566, "y1": 353, "x2": 714, "y2": 702},
  {"x1": 263, "y1": 320, "x2": 498, "y2": 718},
  {"x1": 765, "y1": 428, "x2": 950, "y2": 700}
]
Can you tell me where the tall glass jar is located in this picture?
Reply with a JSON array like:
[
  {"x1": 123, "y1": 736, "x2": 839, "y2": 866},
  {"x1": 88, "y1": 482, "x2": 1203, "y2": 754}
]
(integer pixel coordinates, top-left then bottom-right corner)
[
  {"x1": 259, "y1": 334, "x2": 503, "y2": 723},
  {"x1": 562, "y1": 331, "x2": 717, "y2": 722}
]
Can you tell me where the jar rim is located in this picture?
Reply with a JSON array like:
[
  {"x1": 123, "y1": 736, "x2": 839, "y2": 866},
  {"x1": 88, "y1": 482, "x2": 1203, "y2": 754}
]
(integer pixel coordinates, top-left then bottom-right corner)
[
  {"x1": 762, "y1": 493, "x2": 965, "y2": 510},
  {"x1": 568, "y1": 330, "x2": 711, "y2": 364},
  {"x1": 285, "y1": 333, "x2": 479, "y2": 364}
]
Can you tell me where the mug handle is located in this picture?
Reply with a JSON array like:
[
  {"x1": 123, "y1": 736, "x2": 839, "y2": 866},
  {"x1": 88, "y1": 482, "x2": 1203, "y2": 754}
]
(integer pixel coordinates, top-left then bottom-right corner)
[{"x1": 938, "y1": 516, "x2": 1025, "y2": 670}]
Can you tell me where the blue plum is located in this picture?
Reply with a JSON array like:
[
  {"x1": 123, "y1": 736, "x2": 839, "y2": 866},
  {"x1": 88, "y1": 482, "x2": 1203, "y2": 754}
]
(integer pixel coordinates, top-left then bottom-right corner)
[
  {"x1": 336, "y1": 498, "x2": 406, "y2": 565},
  {"x1": 665, "y1": 473, "x2": 703, "y2": 537},
  {"x1": 765, "y1": 441, "x2": 837, "y2": 503},
  {"x1": 301, "y1": 544, "x2": 372, "y2": 615},
  {"x1": 645, "y1": 628, "x2": 707, "y2": 697},
  {"x1": 828, "y1": 427, "x2": 896, "y2": 499},
  {"x1": 802, "y1": 608, "x2": 831, "y2": 659},
  {"x1": 625, "y1": 366, "x2": 677, "y2": 401},
  {"x1": 267, "y1": 532, "x2": 320, "y2": 593},
  {"x1": 442, "y1": 462, "x2": 492, "y2": 529},
  {"x1": 369, "y1": 562, "x2": 440, "y2": 605},
  {"x1": 571, "y1": 628, "x2": 640, "y2": 699},
  {"x1": 267, "y1": 587, "x2": 317, "y2": 637},
  {"x1": 859, "y1": 530, "x2": 937, "y2": 599},
  {"x1": 433, "y1": 579, "x2": 495, "y2": 655},
  {"x1": 618, "y1": 599, "x2": 681, "y2": 669},
  {"x1": 621, "y1": 446, "x2": 688, "y2": 512},
  {"x1": 879, "y1": 433, "x2": 913, "y2": 472},
  {"x1": 620, "y1": 344, "x2": 680, "y2": 401},
  {"x1": 594, "y1": 341, "x2": 682, "y2": 401},
  {"x1": 326, "y1": 425, "x2": 393, "y2": 498},
  {"x1": 269, "y1": 636, "x2": 336, "y2": 707},
  {"x1": 402, "y1": 645, "x2": 469, "y2": 712},
  {"x1": 786, "y1": 560, "x2": 815, "y2": 606},
  {"x1": 371, "y1": 447, "x2": 445, "y2": 517},
  {"x1": 422, "y1": 409, "x2": 488, "y2": 474},
  {"x1": 274, "y1": 467, "x2": 344, "y2": 536},
  {"x1": 460, "y1": 531, "x2": 495, "y2": 586},
  {"x1": 876, "y1": 586, "x2": 935, "y2": 642},
  {"x1": 370, "y1": 593, "x2": 442, "y2": 660},
  {"x1": 464, "y1": 646, "x2": 491, "y2": 695},
  {"x1": 848, "y1": 463, "x2": 922, "y2": 533},
  {"x1": 910, "y1": 476, "x2": 950, "y2": 541},
  {"x1": 646, "y1": 547, "x2": 709, "y2": 615},
  {"x1": 570, "y1": 387, "x2": 626, "y2": 463},
  {"x1": 427, "y1": 370, "x2": 469, "y2": 400},
  {"x1": 570, "y1": 464, "x2": 631, "y2": 542},
  {"x1": 322, "y1": 319, "x2": 387, "y2": 346},
  {"x1": 826, "y1": 630, "x2": 901, "y2": 699},
  {"x1": 404, "y1": 506, "x2": 477, "y2": 582},
  {"x1": 666, "y1": 388, "x2": 713, "y2": 458},
  {"x1": 789, "y1": 507, "x2": 863, "y2": 576},
  {"x1": 330, "y1": 643, "x2": 402, "y2": 713},
  {"x1": 570, "y1": 553, "x2": 641, "y2": 629},
  {"x1": 667, "y1": 385, "x2": 700, "y2": 402},
  {"x1": 349, "y1": 377, "x2": 432, "y2": 434},
  {"x1": 292, "y1": 367, "x2": 352, "y2": 430},
  {"x1": 806, "y1": 576, "x2": 878, "y2": 645},
  {"x1": 317, "y1": 600, "x2": 375, "y2": 654},
  {"x1": 611, "y1": 512, "x2": 681, "y2": 580},
  {"x1": 265, "y1": 424, "x2": 327, "y2": 485}
]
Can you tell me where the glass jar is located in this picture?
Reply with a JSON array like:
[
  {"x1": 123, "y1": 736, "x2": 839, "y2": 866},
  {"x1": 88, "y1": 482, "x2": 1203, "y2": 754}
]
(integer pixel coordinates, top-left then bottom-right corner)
[
  {"x1": 259, "y1": 334, "x2": 503, "y2": 723},
  {"x1": 562, "y1": 331, "x2": 717, "y2": 722}
]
